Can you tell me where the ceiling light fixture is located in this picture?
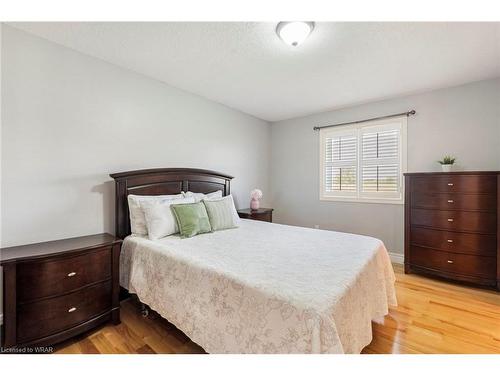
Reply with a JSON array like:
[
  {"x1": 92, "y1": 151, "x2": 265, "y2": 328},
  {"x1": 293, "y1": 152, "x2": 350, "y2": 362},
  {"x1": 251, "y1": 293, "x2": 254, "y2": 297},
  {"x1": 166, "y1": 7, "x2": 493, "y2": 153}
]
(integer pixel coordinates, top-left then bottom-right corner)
[{"x1": 276, "y1": 21, "x2": 315, "y2": 47}]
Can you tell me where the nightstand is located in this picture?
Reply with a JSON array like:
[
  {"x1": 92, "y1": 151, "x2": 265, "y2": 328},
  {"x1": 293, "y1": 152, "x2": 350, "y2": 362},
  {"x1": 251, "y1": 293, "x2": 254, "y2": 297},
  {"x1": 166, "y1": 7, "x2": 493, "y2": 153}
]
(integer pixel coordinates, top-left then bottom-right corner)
[
  {"x1": 0, "y1": 233, "x2": 122, "y2": 349},
  {"x1": 237, "y1": 208, "x2": 274, "y2": 223}
]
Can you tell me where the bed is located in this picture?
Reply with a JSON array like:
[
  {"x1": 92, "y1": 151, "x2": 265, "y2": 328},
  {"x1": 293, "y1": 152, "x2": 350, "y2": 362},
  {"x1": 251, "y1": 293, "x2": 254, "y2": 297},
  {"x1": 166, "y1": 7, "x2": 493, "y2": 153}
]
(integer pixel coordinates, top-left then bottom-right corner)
[{"x1": 110, "y1": 168, "x2": 397, "y2": 354}]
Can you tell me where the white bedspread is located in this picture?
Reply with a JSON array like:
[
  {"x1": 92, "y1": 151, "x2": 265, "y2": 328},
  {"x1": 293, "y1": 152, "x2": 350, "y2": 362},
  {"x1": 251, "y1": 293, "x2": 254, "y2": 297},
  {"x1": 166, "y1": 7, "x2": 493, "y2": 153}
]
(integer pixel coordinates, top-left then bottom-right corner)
[{"x1": 120, "y1": 219, "x2": 396, "y2": 353}]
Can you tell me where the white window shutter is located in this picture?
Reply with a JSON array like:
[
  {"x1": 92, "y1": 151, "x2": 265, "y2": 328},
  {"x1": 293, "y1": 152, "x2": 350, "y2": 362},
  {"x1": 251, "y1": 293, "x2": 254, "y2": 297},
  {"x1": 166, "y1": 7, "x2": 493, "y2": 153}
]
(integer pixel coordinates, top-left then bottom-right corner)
[
  {"x1": 319, "y1": 116, "x2": 406, "y2": 203},
  {"x1": 360, "y1": 124, "x2": 401, "y2": 199},
  {"x1": 321, "y1": 131, "x2": 357, "y2": 197}
]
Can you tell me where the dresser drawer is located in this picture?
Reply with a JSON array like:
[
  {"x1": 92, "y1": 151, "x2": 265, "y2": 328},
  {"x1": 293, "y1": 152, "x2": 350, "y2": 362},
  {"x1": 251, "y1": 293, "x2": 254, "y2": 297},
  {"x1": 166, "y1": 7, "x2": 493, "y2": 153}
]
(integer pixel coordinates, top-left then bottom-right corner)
[
  {"x1": 17, "y1": 247, "x2": 111, "y2": 302},
  {"x1": 410, "y1": 246, "x2": 496, "y2": 279},
  {"x1": 411, "y1": 192, "x2": 496, "y2": 211},
  {"x1": 411, "y1": 208, "x2": 497, "y2": 233},
  {"x1": 17, "y1": 280, "x2": 111, "y2": 343},
  {"x1": 410, "y1": 227, "x2": 497, "y2": 257},
  {"x1": 411, "y1": 175, "x2": 497, "y2": 194}
]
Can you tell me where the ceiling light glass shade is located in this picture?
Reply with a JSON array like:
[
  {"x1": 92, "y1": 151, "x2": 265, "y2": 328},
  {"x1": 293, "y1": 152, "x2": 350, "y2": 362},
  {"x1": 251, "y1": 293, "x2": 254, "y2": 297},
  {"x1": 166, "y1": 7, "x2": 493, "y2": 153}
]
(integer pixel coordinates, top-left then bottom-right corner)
[{"x1": 276, "y1": 22, "x2": 314, "y2": 46}]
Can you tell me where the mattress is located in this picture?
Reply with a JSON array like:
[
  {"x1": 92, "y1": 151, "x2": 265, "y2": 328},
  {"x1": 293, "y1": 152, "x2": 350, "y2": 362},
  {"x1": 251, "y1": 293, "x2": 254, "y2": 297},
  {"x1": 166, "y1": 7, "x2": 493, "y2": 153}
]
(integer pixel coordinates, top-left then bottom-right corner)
[{"x1": 120, "y1": 219, "x2": 397, "y2": 353}]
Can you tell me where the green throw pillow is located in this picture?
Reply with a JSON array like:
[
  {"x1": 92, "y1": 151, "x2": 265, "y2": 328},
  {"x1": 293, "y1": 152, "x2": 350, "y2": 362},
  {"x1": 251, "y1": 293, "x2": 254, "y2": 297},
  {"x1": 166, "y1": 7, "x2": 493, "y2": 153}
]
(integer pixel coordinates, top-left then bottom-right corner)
[
  {"x1": 170, "y1": 202, "x2": 212, "y2": 238},
  {"x1": 203, "y1": 196, "x2": 238, "y2": 231}
]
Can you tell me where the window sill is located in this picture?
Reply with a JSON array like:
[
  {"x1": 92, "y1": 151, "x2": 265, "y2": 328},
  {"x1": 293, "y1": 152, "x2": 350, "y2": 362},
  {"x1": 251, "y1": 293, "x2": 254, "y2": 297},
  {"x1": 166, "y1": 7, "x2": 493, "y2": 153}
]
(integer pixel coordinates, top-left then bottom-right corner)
[{"x1": 319, "y1": 196, "x2": 404, "y2": 205}]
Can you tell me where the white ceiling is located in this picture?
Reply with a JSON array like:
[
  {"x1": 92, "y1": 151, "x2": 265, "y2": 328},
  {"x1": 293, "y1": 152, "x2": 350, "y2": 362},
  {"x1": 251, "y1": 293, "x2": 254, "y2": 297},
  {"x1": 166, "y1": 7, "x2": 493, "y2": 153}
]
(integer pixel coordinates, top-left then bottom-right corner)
[{"x1": 9, "y1": 22, "x2": 500, "y2": 122}]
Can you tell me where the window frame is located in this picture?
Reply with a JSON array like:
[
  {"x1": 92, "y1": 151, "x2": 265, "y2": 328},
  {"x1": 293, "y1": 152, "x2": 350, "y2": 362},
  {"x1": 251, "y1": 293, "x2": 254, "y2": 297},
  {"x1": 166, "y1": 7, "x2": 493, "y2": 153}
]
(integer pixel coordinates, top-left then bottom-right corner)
[{"x1": 319, "y1": 116, "x2": 407, "y2": 204}]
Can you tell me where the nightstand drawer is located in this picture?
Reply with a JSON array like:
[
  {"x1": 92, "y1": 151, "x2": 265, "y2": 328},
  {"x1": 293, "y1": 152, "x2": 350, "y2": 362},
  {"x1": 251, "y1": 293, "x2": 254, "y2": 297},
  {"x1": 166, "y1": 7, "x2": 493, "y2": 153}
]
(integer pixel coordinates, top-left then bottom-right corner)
[
  {"x1": 237, "y1": 209, "x2": 273, "y2": 223},
  {"x1": 17, "y1": 247, "x2": 112, "y2": 302},
  {"x1": 248, "y1": 212, "x2": 272, "y2": 222},
  {"x1": 17, "y1": 281, "x2": 112, "y2": 343}
]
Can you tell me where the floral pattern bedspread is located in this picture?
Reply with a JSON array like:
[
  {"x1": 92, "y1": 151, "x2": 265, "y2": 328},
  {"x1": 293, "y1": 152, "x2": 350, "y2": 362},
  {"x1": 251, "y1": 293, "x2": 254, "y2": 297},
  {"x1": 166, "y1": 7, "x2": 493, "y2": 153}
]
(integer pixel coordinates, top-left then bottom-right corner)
[{"x1": 120, "y1": 220, "x2": 397, "y2": 353}]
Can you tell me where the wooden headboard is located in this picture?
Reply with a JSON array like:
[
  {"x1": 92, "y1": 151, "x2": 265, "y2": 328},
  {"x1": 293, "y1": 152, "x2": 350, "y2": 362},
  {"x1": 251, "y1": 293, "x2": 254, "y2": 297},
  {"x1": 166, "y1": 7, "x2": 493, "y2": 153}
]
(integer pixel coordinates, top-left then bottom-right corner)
[{"x1": 109, "y1": 168, "x2": 233, "y2": 239}]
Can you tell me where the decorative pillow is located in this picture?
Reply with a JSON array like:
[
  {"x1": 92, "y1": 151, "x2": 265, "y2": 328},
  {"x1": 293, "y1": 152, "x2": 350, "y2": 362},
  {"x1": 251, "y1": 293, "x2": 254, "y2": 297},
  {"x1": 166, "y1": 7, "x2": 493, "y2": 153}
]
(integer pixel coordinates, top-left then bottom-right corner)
[
  {"x1": 143, "y1": 197, "x2": 196, "y2": 240},
  {"x1": 203, "y1": 195, "x2": 239, "y2": 231},
  {"x1": 182, "y1": 190, "x2": 222, "y2": 202},
  {"x1": 128, "y1": 194, "x2": 183, "y2": 235},
  {"x1": 171, "y1": 202, "x2": 213, "y2": 238},
  {"x1": 227, "y1": 194, "x2": 241, "y2": 225}
]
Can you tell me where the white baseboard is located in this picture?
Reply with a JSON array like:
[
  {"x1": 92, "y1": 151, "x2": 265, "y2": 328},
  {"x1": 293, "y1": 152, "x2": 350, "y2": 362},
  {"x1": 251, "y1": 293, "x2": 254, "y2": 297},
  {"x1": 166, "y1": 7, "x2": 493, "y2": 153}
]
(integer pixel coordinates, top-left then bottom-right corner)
[{"x1": 388, "y1": 251, "x2": 404, "y2": 264}]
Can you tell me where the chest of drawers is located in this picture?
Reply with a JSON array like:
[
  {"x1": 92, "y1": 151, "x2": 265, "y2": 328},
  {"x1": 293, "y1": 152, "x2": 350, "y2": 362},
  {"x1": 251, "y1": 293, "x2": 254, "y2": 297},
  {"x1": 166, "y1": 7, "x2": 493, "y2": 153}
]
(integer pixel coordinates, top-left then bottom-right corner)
[
  {"x1": 1, "y1": 233, "x2": 122, "y2": 348},
  {"x1": 404, "y1": 172, "x2": 499, "y2": 290}
]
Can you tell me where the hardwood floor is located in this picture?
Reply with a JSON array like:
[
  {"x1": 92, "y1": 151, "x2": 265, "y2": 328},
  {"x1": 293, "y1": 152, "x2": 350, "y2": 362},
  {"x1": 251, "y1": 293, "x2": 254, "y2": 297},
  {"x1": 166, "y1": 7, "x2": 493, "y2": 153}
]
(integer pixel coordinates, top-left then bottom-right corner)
[
  {"x1": 364, "y1": 264, "x2": 500, "y2": 354},
  {"x1": 54, "y1": 298, "x2": 205, "y2": 354},
  {"x1": 55, "y1": 264, "x2": 500, "y2": 354}
]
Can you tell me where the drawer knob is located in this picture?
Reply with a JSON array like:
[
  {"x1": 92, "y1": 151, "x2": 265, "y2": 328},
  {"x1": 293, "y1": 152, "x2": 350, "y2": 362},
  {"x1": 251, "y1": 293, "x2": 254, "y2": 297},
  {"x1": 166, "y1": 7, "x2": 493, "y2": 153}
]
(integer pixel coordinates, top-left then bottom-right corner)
[
  {"x1": 68, "y1": 307, "x2": 77, "y2": 313},
  {"x1": 447, "y1": 239, "x2": 453, "y2": 243},
  {"x1": 447, "y1": 218, "x2": 454, "y2": 222},
  {"x1": 447, "y1": 260, "x2": 454, "y2": 264},
  {"x1": 67, "y1": 272, "x2": 77, "y2": 277},
  {"x1": 447, "y1": 200, "x2": 454, "y2": 203},
  {"x1": 447, "y1": 183, "x2": 454, "y2": 186}
]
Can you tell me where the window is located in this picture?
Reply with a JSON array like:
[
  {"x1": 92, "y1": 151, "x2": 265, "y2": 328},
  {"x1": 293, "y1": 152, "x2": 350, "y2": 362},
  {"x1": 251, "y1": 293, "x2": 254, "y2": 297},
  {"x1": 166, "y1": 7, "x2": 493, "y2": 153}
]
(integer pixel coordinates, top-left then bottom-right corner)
[{"x1": 319, "y1": 116, "x2": 407, "y2": 204}]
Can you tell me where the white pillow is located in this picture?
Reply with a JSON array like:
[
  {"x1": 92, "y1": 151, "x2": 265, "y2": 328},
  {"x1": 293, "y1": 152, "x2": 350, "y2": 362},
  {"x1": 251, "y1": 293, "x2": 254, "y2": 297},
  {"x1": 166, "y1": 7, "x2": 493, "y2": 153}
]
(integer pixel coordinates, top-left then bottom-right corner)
[
  {"x1": 203, "y1": 194, "x2": 241, "y2": 226},
  {"x1": 128, "y1": 194, "x2": 183, "y2": 235},
  {"x1": 143, "y1": 196, "x2": 196, "y2": 240},
  {"x1": 182, "y1": 190, "x2": 222, "y2": 202}
]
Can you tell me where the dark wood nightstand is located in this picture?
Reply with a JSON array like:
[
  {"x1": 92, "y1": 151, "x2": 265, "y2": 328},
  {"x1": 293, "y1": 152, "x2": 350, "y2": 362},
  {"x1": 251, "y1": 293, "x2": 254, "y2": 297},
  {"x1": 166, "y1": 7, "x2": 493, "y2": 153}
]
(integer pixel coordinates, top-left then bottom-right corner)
[
  {"x1": 0, "y1": 233, "x2": 122, "y2": 349},
  {"x1": 237, "y1": 208, "x2": 274, "y2": 223}
]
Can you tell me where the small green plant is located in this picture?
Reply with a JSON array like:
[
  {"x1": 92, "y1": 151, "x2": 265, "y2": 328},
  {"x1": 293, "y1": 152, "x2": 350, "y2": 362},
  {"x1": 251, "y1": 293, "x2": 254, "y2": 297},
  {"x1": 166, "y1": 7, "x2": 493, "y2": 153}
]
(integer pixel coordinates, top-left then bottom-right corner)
[{"x1": 437, "y1": 155, "x2": 456, "y2": 165}]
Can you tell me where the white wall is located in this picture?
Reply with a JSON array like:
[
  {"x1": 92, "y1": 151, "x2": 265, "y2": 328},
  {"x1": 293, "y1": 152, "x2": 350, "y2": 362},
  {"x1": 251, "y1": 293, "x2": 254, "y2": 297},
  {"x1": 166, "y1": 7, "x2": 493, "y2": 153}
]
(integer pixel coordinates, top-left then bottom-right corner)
[
  {"x1": 1, "y1": 24, "x2": 499, "y2": 324},
  {"x1": 271, "y1": 78, "x2": 500, "y2": 254},
  {"x1": 1, "y1": 25, "x2": 271, "y2": 247}
]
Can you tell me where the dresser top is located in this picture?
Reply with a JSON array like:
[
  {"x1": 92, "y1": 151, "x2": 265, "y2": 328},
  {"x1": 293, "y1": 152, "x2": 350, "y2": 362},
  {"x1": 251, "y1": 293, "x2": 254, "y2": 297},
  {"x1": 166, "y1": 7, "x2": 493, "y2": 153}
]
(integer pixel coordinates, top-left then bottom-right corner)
[
  {"x1": 0, "y1": 233, "x2": 121, "y2": 264},
  {"x1": 404, "y1": 171, "x2": 499, "y2": 176}
]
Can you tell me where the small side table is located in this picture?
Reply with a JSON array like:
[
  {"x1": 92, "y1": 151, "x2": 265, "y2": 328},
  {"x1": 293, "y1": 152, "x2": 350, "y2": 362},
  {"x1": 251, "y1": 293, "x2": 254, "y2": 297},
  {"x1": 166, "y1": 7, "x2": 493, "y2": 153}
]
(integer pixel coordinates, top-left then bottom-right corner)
[
  {"x1": 237, "y1": 208, "x2": 274, "y2": 223},
  {"x1": 0, "y1": 233, "x2": 122, "y2": 349}
]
